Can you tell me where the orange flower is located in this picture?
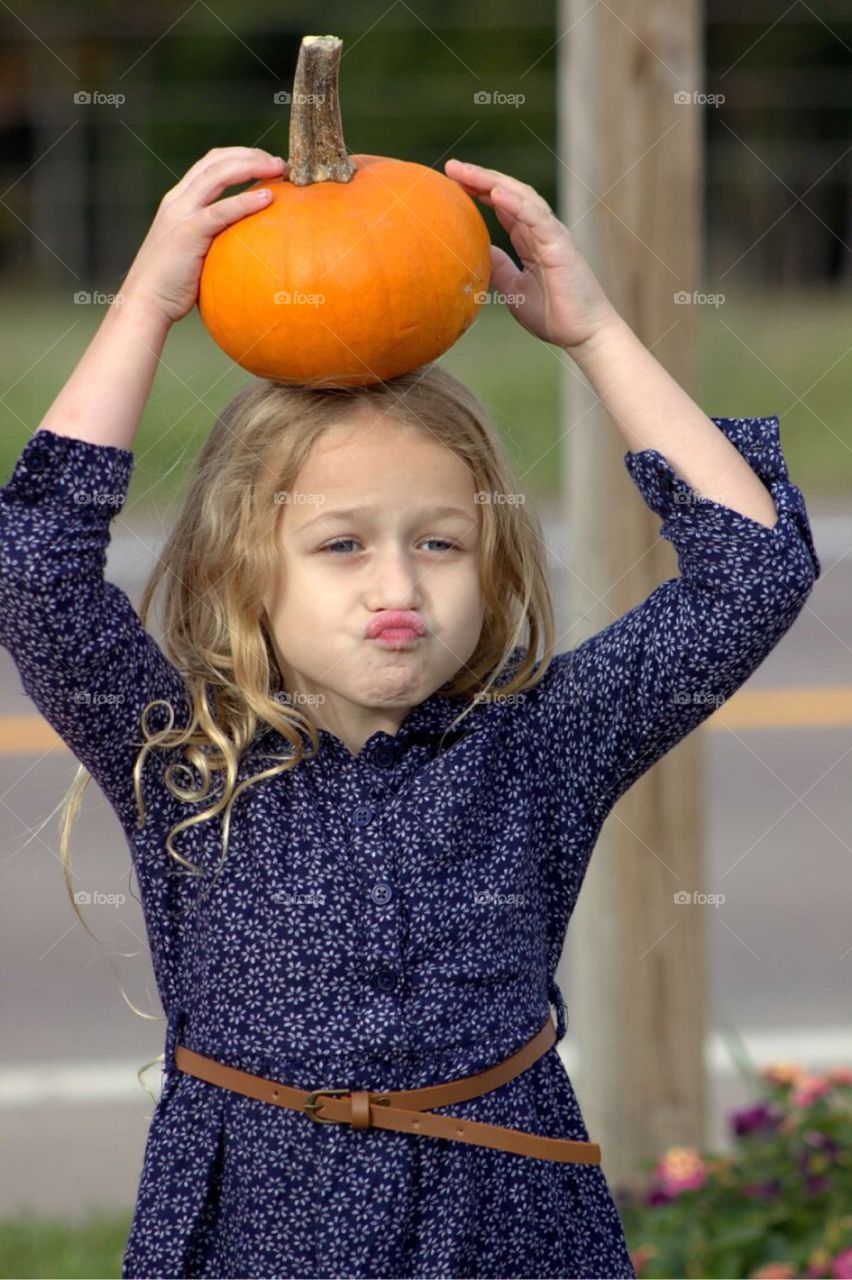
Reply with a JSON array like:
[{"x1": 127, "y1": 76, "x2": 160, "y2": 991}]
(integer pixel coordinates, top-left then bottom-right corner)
[
  {"x1": 656, "y1": 1145, "x2": 707, "y2": 1194},
  {"x1": 761, "y1": 1062, "x2": 808, "y2": 1087}
]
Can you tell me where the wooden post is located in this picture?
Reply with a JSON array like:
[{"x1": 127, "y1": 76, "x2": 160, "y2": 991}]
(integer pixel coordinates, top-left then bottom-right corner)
[
  {"x1": 26, "y1": 36, "x2": 87, "y2": 289},
  {"x1": 556, "y1": 0, "x2": 706, "y2": 1195}
]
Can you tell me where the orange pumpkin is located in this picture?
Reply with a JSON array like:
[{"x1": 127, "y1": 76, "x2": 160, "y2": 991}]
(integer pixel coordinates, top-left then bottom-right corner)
[{"x1": 198, "y1": 35, "x2": 492, "y2": 387}]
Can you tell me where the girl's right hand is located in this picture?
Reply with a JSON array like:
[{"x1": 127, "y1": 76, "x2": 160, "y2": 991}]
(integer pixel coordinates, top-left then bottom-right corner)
[{"x1": 120, "y1": 147, "x2": 287, "y2": 324}]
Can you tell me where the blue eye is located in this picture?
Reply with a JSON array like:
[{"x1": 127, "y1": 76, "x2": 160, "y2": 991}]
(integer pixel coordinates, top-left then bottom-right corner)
[
  {"x1": 323, "y1": 539, "x2": 358, "y2": 554},
  {"x1": 422, "y1": 539, "x2": 457, "y2": 552}
]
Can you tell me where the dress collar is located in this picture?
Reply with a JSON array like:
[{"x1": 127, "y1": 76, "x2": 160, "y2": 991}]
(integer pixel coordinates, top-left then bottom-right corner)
[
  {"x1": 253, "y1": 683, "x2": 483, "y2": 758},
  {"x1": 253, "y1": 646, "x2": 526, "y2": 759}
]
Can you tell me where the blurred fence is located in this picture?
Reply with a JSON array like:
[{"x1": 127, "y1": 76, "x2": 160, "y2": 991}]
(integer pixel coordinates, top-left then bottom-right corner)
[{"x1": 0, "y1": 0, "x2": 849, "y2": 291}]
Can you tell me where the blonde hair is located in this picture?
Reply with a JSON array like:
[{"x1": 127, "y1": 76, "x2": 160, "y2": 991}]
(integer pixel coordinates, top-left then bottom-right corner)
[{"x1": 57, "y1": 362, "x2": 558, "y2": 1082}]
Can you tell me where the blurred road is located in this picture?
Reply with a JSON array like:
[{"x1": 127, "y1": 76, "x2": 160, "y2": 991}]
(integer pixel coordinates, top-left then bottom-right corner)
[{"x1": 1, "y1": 500, "x2": 850, "y2": 1217}]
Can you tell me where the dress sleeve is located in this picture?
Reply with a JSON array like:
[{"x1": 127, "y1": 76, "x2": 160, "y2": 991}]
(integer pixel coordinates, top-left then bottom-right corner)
[
  {"x1": 0, "y1": 428, "x2": 190, "y2": 832},
  {"x1": 540, "y1": 414, "x2": 820, "y2": 822}
]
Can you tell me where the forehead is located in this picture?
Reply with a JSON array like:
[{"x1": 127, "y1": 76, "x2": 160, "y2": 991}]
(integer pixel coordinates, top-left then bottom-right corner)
[{"x1": 295, "y1": 412, "x2": 475, "y2": 496}]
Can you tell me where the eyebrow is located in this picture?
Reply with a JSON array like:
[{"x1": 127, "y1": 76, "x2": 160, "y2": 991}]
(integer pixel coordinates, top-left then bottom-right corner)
[{"x1": 295, "y1": 503, "x2": 475, "y2": 533}]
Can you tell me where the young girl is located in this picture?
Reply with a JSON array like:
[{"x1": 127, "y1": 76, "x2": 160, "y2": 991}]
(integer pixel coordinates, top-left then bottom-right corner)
[{"x1": 0, "y1": 147, "x2": 820, "y2": 1280}]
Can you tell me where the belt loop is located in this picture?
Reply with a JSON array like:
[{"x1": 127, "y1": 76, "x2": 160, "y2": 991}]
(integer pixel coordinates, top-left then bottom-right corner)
[
  {"x1": 548, "y1": 977, "x2": 568, "y2": 1042},
  {"x1": 164, "y1": 1006, "x2": 185, "y2": 1079}
]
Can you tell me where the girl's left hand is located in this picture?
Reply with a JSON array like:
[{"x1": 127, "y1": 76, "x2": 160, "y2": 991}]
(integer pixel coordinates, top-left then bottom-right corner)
[{"x1": 444, "y1": 159, "x2": 620, "y2": 351}]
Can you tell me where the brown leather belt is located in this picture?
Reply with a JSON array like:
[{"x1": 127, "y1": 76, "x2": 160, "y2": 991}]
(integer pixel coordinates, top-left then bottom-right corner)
[{"x1": 174, "y1": 1015, "x2": 602, "y2": 1165}]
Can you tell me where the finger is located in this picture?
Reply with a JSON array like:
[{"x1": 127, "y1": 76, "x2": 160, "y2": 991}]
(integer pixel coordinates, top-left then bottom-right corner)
[
  {"x1": 193, "y1": 186, "x2": 277, "y2": 233},
  {"x1": 444, "y1": 160, "x2": 541, "y2": 208},
  {"x1": 494, "y1": 186, "x2": 564, "y2": 251},
  {"x1": 445, "y1": 159, "x2": 515, "y2": 186},
  {"x1": 165, "y1": 148, "x2": 285, "y2": 202},
  {"x1": 488, "y1": 199, "x2": 550, "y2": 270},
  {"x1": 487, "y1": 194, "x2": 538, "y2": 260},
  {"x1": 182, "y1": 157, "x2": 287, "y2": 209},
  {"x1": 447, "y1": 176, "x2": 495, "y2": 206},
  {"x1": 190, "y1": 146, "x2": 283, "y2": 177},
  {"x1": 488, "y1": 244, "x2": 522, "y2": 297}
]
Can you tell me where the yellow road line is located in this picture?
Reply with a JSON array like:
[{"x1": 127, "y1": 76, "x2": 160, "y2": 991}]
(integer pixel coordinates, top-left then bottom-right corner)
[
  {"x1": 707, "y1": 686, "x2": 852, "y2": 729},
  {"x1": 1, "y1": 687, "x2": 851, "y2": 754}
]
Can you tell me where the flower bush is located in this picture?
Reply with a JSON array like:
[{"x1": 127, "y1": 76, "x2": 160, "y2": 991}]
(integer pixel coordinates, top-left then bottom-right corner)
[{"x1": 619, "y1": 1062, "x2": 852, "y2": 1278}]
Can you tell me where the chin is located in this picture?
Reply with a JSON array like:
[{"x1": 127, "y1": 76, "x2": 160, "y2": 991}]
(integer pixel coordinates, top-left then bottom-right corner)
[{"x1": 362, "y1": 662, "x2": 430, "y2": 701}]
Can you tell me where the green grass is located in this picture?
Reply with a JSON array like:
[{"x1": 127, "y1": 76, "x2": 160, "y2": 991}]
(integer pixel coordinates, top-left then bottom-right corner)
[
  {"x1": 1, "y1": 285, "x2": 849, "y2": 505},
  {"x1": 0, "y1": 1208, "x2": 132, "y2": 1279},
  {"x1": 700, "y1": 286, "x2": 852, "y2": 495}
]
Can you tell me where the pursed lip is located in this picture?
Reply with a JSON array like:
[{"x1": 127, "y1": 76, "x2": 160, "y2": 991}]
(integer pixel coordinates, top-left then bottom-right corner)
[{"x1": 365, "y1": 610, "x2": 427, "y2": 639}]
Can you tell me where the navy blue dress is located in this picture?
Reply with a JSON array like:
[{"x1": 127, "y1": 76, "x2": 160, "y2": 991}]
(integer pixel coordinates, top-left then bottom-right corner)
[{"x1": 0, "y1": 417, "x2": 819, "y2": 1280}]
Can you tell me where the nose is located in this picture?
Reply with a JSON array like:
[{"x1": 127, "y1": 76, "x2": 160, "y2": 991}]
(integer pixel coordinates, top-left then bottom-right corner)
[{"x1": 366, "y1": 545, "x2": 424, "y2": 612}]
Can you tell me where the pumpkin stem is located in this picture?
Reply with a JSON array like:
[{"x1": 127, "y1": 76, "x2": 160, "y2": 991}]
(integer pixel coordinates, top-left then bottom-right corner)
[{"x1": 287, "y1": 35, "x2": 356, "y2": 186}]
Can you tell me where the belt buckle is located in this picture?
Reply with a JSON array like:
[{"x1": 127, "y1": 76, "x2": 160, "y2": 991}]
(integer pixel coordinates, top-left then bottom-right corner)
[
  {"x1": 304, "y1": 1087, "x2": 350, "y2": 1124},
  {"x1": 304, "y1": 1086, "x2": 391, "y2": 1124}
]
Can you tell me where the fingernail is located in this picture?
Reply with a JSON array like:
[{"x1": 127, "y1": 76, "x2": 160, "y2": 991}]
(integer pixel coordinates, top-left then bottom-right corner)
[{"x1": 252, "y1": 188, "x2": 271, "y2": 198}]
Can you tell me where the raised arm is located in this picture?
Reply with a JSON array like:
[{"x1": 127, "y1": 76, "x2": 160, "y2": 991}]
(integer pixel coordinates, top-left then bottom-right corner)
[
  {"x1": 1, "y1": 147, "x2": 288, "y2": 830},
  {"x1": 39, "y1": 146, "x2": 287, "y2": 449},
  {"x1": 442, "y1": 159, "x2": 820, "y2": 836},
  {"x1": 537, "y1": 413, "x2": 820, "y2": 828}
]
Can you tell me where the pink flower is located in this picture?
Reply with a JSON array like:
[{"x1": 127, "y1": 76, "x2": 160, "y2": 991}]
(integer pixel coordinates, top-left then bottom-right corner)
[
  {"x1": 833, "y1": 1248, "x2": 852, "y2": 1279},
  {"x1": 655, "y1": 1146, "x2": 707, "y2": 1195},
  {"x1": 749, "y1": 1263, "x2": 797, "y2": 1278},
  {"x1": 631, "y1": 1244, "x2": 657, "y2": 1274},
  {"x1": 826, "y1": 1066, "x2": 852, "y2": 1087},
  {"x1": 792, "y1": 1075, "x2": 831, "y2": 1107},
  {"x1": 805, "y1": 1247, "x2": 833, "y2": 1279}
]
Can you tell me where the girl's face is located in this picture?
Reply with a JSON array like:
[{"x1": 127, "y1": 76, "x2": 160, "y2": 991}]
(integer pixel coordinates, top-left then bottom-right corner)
[{"x1": 261, "y1": 406, "x2": 485, "y2": 753}]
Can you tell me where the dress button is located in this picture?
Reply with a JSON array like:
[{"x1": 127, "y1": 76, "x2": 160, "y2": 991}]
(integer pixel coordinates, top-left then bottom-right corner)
[
  {"x1": 376, "y1": 970, "x2": 396, "y2": 992},
  {"x1": 372, "y1": 742, "x2": 395, "y2": 768},
  {"x1": 370, "y1": 881, "x2": 392, "y2": 905},
  {"x1": 352, "y1": 803, "x2": 374, "y2": 827},
  {"x1": 26, "y1": 444, "x2": 49, "y2": 471}
]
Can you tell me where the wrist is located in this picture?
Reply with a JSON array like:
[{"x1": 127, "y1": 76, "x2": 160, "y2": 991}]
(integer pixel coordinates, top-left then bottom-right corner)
[
  {"x1": 111, "y1": 287, "x2": 174, "y2": 339},
  {"x1": 562, "y1": 309, "x2": 632, "y2": 373}
]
